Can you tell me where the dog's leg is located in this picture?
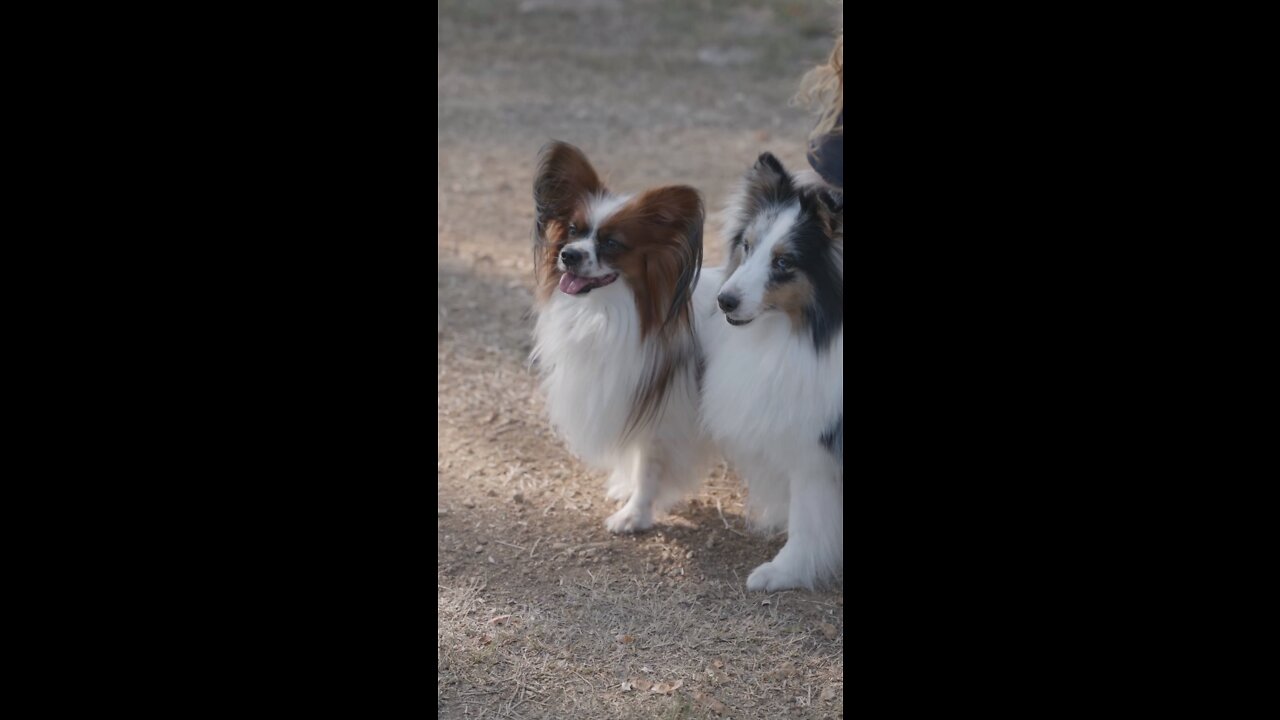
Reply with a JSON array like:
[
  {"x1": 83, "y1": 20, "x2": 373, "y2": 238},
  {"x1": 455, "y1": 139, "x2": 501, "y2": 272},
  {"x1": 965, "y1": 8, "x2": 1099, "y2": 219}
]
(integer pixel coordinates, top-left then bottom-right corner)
[
  {"x1": 605, "y1": 448, "x2": 636, "y2": 503},
  {"x1": 746, "y1": 470, "x2": 842, "y2": 591},
  {"x1": 605, "y1": 445, "x2": 659, "y2": 533}
]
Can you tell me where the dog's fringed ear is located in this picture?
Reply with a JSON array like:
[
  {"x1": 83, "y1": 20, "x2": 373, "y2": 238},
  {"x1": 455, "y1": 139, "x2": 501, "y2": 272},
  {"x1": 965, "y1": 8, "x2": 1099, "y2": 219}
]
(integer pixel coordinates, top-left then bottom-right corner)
[
  {"x1": 532, "y1": 142, "x2": 605, "y2": 303},
  {"x1": 618, "y1": 184, "x2": 704, "y2": 440},
  {"x1": 625, "y1": 185, "x2": 704, "y2": 334},
  {"x1": 533, "y1": 141, "x2": 603, "y2": 233},
  {"x1": 655, "y1": 186, "x2": 704, "y2": 331}
]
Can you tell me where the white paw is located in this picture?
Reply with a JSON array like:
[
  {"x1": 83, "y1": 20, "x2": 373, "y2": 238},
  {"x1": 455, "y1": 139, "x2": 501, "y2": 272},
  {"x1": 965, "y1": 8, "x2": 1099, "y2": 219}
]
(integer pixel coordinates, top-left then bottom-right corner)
[
  {"x1": 746, "y1": 560, "x2": 810, "y2": 592},
  {"x1": 605, "y1": 484, "x2": 631, "y2": 502},
  {"x1": 604, "y1": 506, "x2": 653, "y2": 534}
]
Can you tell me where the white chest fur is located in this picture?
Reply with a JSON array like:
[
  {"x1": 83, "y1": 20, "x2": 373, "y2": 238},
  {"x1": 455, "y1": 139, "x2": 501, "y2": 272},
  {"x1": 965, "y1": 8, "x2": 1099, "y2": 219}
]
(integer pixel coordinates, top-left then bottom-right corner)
[
  {"x1": 532, "y1": 283, "x2": 651, "y2": 467},
  {"x1": 695, "y1": 267, "x2": 843, "y2": 472}
]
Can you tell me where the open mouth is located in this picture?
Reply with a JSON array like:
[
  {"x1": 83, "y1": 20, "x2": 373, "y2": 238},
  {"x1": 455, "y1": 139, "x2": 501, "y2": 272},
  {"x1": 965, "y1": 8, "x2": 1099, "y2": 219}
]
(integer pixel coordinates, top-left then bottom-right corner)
[
  {"x1": 559, "y1": 272, "x2": 619, "y2": 296},
  {"x1": 726, "y1": 316, "x2": 753, "y2": 326}
]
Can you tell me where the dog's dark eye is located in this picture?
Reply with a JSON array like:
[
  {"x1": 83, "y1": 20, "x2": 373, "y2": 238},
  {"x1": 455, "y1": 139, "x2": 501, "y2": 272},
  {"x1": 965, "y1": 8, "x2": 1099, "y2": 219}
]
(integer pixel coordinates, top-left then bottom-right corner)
[
  {"x1": 602, "y1": 236, "x2": 622, "y2": 250},
  {"x1": 772, "y1": 256, "x2": 792, "y2": 272},
  {"x1": 567, "y1": 223, "x2": 578, "y2": 236}
]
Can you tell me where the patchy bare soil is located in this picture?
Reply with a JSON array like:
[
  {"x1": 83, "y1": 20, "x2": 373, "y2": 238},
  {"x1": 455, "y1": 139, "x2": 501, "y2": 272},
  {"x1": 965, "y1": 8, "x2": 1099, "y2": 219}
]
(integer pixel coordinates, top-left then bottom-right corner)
[{"x1": 438, "y1": 2, "x2": 843, "y2": 717}]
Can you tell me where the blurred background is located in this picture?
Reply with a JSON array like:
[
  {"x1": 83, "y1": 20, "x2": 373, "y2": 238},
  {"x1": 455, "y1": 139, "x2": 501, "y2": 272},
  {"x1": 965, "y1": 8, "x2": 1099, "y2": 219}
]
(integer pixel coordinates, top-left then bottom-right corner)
[
  {"x1": 438, "y1": 0, "x2": 838, "y2": 265},
  {"x1": 438, "y1": 2, "x2": 843, "y2": 718}
]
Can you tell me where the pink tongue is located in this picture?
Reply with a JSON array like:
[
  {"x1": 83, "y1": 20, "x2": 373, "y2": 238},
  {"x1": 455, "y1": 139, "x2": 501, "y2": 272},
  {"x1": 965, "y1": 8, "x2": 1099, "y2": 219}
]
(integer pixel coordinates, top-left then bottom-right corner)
[{"x1": 559, "y1": 273, "x2": 593, "y2": 295}]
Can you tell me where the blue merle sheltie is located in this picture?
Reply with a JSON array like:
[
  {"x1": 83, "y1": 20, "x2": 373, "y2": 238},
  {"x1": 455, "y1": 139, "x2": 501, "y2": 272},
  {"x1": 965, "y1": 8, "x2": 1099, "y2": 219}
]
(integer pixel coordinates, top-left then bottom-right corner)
[{"x1": 695, "y1": 152, "x2": 843, "y2": 591}]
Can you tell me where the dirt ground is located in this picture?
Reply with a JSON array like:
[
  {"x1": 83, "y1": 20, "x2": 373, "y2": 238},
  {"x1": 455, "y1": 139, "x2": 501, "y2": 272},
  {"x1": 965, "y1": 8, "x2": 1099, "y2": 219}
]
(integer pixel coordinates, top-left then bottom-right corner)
[{"x1": 438, "y1": 2, "x2": 843, "y2": 717}]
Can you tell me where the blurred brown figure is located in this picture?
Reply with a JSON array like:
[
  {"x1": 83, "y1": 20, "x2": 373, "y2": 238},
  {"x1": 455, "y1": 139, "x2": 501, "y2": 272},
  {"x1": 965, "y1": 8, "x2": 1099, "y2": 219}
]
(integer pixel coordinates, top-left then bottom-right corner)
[{"x1": 796, "y1": 31, "x2": 843, "y2": 190}]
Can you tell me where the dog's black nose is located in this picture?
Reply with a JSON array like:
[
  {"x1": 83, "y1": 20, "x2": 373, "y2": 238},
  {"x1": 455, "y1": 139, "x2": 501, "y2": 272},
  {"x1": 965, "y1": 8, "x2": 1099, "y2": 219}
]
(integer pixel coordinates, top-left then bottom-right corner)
[
  {"x1": 561, "y1": 248, "x2": 584, "y2": 268},
  {"x1": 717, "y1": 293, "x2": 740, "y2": 313}
]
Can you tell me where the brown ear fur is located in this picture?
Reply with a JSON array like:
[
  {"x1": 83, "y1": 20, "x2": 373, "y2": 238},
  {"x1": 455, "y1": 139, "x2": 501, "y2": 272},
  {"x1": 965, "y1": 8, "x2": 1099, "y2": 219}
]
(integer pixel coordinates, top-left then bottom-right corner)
[
  {"x1": 532, "y1": 142, "x2": 604, "y2": 302},
  {"x1": 597, "y1": 185, "x2": 703, "y2": 338},
  {"x1": 601, "y1": 186, "x2": 704, "y2": 439}
]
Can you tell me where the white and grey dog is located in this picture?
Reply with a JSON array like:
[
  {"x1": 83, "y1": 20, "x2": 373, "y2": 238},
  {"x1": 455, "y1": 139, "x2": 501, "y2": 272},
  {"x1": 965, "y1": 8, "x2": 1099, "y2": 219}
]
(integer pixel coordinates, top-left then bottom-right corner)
[{"x1": 695, "y1": 153, "x2": 844, "y2": 591}]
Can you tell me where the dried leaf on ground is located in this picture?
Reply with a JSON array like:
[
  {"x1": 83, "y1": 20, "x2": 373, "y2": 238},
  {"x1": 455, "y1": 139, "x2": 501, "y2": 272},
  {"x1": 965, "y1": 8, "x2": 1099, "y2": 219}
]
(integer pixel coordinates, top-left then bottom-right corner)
[
  {"x1": 694, "y1": 691, "x2": 729, "y2": 714},
  {"x1": 651, "y1": 679, "x2": 683, "y2": 694}
]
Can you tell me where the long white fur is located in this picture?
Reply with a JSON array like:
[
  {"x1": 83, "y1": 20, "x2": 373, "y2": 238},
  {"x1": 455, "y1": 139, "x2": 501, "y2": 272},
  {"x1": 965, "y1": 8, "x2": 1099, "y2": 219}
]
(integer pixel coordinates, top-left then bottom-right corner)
[
  {"x1": 694, "y1": 174, "x2": 844, "y2": 592},
  {"x1": 533, "y1": 195, "x2": 710, "y2": 533}
]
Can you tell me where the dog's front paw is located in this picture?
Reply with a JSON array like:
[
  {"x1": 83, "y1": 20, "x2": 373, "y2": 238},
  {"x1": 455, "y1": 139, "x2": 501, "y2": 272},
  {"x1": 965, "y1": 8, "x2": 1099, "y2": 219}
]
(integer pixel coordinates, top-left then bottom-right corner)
[
  {"x1": 604, "y1": 506, "x2": 653, "y2": 534},
  {"x1": 746, "y1": 560, "x2": 810, "y2": 592}
]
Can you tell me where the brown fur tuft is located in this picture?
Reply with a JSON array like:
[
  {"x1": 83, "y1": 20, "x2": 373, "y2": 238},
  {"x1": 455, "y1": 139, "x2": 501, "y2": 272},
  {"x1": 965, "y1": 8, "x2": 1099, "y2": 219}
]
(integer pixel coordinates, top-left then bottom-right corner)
[{"x1": 598, "y1": 186, "x2": 703, "y2": 339}]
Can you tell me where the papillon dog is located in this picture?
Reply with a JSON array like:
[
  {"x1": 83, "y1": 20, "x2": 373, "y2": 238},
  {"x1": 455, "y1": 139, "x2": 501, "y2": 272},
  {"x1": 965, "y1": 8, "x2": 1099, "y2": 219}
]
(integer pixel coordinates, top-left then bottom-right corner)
[
  {"x1": 530, "y1": 141, "x2": 710, "y2": 533},
  {"x1": 695, "y1": 152, "x2": 844, "y2": 591}
]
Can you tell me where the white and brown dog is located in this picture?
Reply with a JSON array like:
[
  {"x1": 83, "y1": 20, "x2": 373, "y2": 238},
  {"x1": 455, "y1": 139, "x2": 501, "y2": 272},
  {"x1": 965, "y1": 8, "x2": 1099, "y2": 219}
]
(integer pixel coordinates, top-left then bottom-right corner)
[{"x1": 530, "y1": 141, "x2": 710, "y2": 533}]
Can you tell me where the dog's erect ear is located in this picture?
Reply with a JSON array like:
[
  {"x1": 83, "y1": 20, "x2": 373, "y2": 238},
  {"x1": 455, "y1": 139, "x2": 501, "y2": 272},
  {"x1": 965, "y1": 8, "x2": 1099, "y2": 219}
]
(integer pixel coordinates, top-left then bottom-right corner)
[
  {"x1": 743, "y1": 151, "x2": 795, "y2": 206},
  {"x1": 799, "y1": 186, "x2": 844, "y2": 250},
  {"x1": 636, "y1": 185, "x2": 703, "y2": 231},
  {"x1": 531, "y1": 142, "x2": 604, "y2": 303},
  {"x1": 533, "y1": 141, "x2": 603, "y2": 231},
  {"x1": 799, "y1": 184, "x2": 842, "y2": 214},
  {"x1": 632, "y1": 185, "x2": 704, "y2": 328},
  {"x1": 613, "y1": 184, "x2": 704, "y2": 438},
  {"x1": 753, "y1": 152, "x2": 788, "y2": 179},
  {"x1": 820, "y1": 188, "x2": 843, "y2": 214}
]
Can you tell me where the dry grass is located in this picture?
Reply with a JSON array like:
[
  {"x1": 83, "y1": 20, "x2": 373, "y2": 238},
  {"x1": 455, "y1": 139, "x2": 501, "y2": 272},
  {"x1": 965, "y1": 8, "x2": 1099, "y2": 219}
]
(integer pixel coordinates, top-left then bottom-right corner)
[
  {"x1": 438, "y1": 2, "x2": 843, "y2": 717},
  {"x1": 438, "y1": 564, "x2": 843, "y2": 719}
]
